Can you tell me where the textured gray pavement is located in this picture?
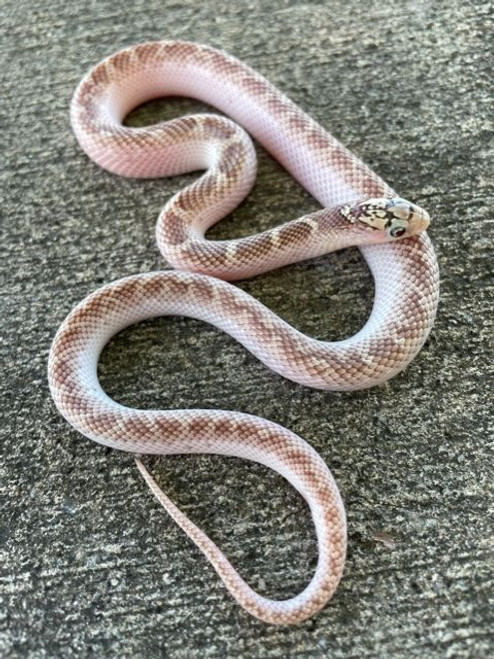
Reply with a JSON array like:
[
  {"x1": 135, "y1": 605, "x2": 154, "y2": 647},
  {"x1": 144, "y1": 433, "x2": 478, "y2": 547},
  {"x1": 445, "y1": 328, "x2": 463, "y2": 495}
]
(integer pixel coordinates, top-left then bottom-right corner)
[{"x1": 1, "y1": 1, "x2": 493, "y2": 657}]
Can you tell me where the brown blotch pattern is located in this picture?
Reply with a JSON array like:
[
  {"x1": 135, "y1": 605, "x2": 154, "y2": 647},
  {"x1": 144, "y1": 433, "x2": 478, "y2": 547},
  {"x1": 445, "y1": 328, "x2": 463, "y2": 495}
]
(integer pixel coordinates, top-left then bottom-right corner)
[{"x1": 58, "y1": 41, "x2": 440, "y2": 624}]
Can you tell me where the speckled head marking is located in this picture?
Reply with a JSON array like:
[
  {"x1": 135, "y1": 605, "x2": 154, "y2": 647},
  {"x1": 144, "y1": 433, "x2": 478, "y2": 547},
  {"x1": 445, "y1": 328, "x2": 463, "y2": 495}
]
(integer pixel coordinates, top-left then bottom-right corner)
[
  {"x1": 52, "y1": 40, "x2": 440, "y2": 626},
  {"x1": 341, "y1": 197, "x2": 430, "y2": 239}
]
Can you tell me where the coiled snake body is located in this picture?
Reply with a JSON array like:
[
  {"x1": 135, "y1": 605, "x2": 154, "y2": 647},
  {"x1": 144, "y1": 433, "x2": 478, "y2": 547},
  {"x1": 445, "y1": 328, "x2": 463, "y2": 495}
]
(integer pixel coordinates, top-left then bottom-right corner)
[{"x1": 48, "y1": 41, "x2": 439, "y2": 625}]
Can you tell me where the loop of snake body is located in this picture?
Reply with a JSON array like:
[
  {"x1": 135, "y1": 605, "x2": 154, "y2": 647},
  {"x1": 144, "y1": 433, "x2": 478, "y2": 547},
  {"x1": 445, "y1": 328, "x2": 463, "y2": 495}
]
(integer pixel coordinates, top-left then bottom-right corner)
[{"x1": 48, "y1": 41, "x2": 439, "y2": 625}]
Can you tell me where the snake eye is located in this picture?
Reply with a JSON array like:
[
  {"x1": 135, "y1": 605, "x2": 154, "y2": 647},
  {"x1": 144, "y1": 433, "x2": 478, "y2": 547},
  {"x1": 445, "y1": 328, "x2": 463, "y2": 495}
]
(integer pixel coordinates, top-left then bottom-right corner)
[{"x1": 389, "y1": 225, "x2": 407, "y2": 238}]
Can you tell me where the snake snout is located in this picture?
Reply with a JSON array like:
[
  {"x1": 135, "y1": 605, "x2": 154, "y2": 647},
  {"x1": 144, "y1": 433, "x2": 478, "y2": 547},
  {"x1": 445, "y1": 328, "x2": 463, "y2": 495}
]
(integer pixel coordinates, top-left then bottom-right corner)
[
  {"x1": 407, "y1": 203, "x2": 430, "y2": 235},
  {"x1": 389, "y1": 198, "x2": 430, "y2": 236}
]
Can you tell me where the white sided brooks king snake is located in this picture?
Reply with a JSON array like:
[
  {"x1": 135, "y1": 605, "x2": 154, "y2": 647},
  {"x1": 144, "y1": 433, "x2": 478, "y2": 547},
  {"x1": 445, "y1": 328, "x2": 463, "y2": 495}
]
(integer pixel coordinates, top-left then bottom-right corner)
[{"x1": 48, "y1": 41, "x2": 440, "y2": 625}]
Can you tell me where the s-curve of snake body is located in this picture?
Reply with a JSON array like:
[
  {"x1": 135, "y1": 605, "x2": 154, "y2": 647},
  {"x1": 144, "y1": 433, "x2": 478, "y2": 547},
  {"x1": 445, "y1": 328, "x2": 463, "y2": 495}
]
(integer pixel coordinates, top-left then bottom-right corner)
[{"x1": 48, "y1": 41, "x2": 439, "y2": 625}]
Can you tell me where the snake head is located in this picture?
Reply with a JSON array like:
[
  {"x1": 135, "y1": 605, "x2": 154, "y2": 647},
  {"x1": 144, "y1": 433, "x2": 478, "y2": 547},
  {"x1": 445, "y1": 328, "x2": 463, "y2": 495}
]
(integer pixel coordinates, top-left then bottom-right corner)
[{"x1": 341, "y1": 197, "x2": 430, "y2": 240}]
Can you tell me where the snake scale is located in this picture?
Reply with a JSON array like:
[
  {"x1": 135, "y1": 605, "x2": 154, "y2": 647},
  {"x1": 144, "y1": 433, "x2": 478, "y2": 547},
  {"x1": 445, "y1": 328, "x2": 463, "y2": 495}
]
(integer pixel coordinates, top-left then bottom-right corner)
[{"x1": 48, "y1": 41, "x2": 439, "y2": 625}]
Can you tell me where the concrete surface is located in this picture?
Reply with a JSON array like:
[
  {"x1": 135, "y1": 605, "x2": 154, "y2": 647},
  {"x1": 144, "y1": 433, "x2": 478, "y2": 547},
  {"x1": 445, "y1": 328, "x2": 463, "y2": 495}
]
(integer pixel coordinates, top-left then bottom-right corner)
[{"x1": 1, "y1": 0, "x2": 492, "y2": 657}]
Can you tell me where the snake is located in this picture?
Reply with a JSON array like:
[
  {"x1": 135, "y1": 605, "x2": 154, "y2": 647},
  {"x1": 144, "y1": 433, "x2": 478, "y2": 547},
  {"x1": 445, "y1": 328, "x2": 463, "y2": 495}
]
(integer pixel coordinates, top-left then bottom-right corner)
[{"x1": 47, "y1": 41, "x2": 439, "y2": 625}]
